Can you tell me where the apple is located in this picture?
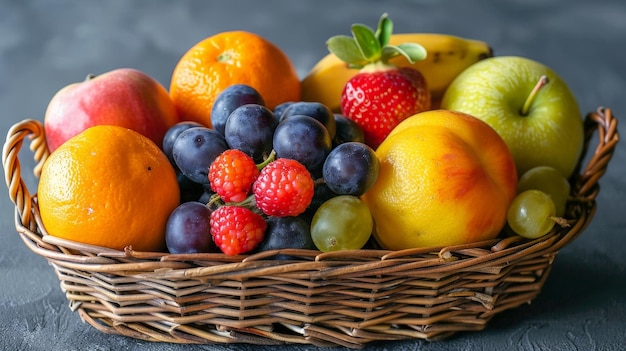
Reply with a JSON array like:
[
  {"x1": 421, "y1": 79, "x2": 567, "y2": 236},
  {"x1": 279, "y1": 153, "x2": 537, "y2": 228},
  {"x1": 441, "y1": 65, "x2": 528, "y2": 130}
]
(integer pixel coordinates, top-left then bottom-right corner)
[
  {"x1": 44, "y1": 68, "x2": 180, "y2": 152},
  {"x1": 440, "y1": 56, "x2": 584, "y2": 178}
]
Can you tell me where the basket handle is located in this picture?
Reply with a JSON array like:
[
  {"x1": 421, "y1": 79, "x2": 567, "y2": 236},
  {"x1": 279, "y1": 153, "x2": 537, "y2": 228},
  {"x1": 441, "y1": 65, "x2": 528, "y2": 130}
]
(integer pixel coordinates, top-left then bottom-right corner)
[
  {"x1": 2, "y1": 119, "x2": 50, "y2": 230},
  {"x1": 575, "y1": 107, "x2": 619, "y2": 201},
  {"x1": 546, "y1": 107, "x2": 619, "y2": 252}
]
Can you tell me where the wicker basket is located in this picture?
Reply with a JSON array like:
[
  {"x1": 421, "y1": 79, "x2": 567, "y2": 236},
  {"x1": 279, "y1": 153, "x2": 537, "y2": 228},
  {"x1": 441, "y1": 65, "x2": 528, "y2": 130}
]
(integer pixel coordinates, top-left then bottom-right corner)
[{"x1": 2, "y1": 107, "x2": 619, "y2": 348}]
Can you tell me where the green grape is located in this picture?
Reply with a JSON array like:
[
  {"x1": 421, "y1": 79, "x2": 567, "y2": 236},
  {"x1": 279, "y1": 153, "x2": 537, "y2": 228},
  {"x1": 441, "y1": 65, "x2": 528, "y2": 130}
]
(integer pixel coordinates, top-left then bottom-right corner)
[
  {"x1": 311, "y1": 195, "x2": 372, "y2": 252},
  {"x1": 507, "y1": 189, "x2": 557, "y2": 239},
  {"x1": 517, "y1": 165, "x2": 570, "y2": 217}
]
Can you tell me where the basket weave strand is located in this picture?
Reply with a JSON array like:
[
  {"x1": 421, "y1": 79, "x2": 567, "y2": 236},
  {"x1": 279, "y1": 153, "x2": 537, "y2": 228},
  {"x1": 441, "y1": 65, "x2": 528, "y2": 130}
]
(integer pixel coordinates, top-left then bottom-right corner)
[{"x1": 2, "y1": 107, "x2": 619, "y2": 348}]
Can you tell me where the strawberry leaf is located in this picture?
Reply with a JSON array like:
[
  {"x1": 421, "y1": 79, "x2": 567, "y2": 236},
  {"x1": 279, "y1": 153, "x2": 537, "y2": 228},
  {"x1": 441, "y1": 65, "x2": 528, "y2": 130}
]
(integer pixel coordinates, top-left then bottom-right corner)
[
  {"x1": 351, "y1": 24, "x2": 381, "y2": 62},
  {"x1": 327, "y1": 13, "x2": 426, "y2": 69},
  {"x1": 381, "y1": 43, "x2": 427, "y2": 64},
  {"x1": 327, "y1": 35, "x2": 369, "y2": 67},
  {"x1": 374, "y1": 13, "x2": 392, "y2": 47}
]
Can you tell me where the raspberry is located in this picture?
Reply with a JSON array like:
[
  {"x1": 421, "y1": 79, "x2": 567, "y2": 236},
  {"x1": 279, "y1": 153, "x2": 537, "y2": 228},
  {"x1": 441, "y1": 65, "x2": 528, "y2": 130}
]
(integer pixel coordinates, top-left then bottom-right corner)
[
  {"x1": 253, "y1": 158, "x2": 315, "y2": 217},
  {"x1": 210, "y1": 205, "x2": 266, "y2": 255},
  {"x1": 208, "y1": 149, "x2": 260, "y2": 202}
]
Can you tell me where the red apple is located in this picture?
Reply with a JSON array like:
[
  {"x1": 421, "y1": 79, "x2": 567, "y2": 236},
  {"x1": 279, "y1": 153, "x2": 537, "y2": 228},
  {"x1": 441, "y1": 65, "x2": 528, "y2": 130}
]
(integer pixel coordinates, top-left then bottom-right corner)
[{"x1": 44, "y1": 68, "x2": 180, "y2": 152}]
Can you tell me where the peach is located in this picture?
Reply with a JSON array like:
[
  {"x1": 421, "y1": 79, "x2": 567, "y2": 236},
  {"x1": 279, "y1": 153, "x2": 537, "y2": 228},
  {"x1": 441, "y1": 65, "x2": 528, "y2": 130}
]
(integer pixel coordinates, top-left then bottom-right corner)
[
  {"x1": 44, "y1": 68, "x2": 179, "y2": 152},
  {"x1": 361, "y1": 109, "x2": 518, "y2": 250}
]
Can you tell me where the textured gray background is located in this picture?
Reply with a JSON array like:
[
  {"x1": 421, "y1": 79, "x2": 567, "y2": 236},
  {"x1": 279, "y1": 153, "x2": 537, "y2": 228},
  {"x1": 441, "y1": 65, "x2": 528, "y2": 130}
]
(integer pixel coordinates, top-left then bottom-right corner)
[{"x1": 1, "y1": 1, "x2": 625, "y2": 350}]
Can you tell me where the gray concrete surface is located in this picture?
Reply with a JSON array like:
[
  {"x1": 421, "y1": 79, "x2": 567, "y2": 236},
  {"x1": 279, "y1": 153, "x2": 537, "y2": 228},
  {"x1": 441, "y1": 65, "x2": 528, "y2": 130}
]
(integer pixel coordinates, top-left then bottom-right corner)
[{"x1": 1, "y1": 1, "x2": 625, "y2": 350}]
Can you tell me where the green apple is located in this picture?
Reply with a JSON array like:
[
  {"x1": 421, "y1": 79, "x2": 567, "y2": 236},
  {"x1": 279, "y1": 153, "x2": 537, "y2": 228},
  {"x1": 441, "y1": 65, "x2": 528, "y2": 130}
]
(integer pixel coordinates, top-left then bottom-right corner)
[{"x1": 440, "y1": 56, "x2": 584, "y2": 178}]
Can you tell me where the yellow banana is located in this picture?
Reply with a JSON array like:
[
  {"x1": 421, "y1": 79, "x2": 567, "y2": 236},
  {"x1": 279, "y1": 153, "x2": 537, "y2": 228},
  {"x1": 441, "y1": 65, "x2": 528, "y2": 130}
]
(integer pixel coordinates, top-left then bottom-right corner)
[{"x1": 301, "y1": 33, "x2": 493, "y2": 112}]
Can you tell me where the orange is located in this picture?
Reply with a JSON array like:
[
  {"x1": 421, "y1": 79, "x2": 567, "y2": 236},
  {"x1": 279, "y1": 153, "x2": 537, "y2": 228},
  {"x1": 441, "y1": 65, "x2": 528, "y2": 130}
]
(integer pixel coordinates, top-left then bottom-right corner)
[
  {"x1": 169, "y1": 31, "x2": 301, "y2": 128},
  {"x1": 37, "y1": 125, "x2": 180, "y2": 252},
  {"x1": 361, "y1": 110, "x2": 517, "y2": 250}
]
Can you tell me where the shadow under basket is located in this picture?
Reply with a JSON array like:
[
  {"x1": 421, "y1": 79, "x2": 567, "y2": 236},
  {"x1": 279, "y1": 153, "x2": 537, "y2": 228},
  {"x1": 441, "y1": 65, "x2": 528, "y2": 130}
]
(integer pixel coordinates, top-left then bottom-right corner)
[{"x1": 2, "y1": 107, "x2": 619, "y2": 349}]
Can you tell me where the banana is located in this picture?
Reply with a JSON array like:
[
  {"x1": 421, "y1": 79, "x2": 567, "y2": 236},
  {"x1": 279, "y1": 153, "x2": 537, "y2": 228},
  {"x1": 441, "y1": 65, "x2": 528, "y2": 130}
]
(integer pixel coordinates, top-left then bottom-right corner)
[{"x1": 301, "y1": 33, "x2": 493, "y2": 112}]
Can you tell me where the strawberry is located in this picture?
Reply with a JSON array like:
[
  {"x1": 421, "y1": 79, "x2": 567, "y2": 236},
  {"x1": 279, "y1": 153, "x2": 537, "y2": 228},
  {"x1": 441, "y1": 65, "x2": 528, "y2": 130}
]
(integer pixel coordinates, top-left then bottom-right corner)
[{"x1": 327, "y1": 13, "x2": 431, "y2": 149}]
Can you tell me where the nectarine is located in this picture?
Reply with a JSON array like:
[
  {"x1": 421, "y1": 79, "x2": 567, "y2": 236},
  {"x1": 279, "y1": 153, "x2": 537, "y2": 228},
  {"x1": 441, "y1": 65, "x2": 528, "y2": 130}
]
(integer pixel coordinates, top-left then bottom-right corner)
[
  {"x1": 44, "y1": 68, "x2": 179, "y2": 152},
  {"x1": 361, "y1": 109, "x2": 518, "y2": 249}
]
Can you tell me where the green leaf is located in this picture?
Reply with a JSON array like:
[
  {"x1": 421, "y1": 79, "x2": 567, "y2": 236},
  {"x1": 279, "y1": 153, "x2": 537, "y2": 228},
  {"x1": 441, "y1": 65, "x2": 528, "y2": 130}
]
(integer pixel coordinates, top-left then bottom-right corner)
[
  {"x1": 398, "y1": 43, "x2": 428, "y2": 61},
  {"x1": 374, "y1": 13, "x2": 392, "y2": 47},
  {"x1": 327, "y1": 35, "x2": 369, "y2": 66},
  {"x1": 381, "y1": 43, "x2": 427, "y2": 63},
  {"x1": 351, "y1": 24, "x2": 381, "y2": 62}
]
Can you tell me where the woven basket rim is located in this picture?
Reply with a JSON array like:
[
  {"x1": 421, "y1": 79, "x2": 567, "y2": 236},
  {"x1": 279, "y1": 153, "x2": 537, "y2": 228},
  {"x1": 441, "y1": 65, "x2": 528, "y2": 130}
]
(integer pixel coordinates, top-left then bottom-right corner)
[{"x1": 2, "y1": 107, "x2": 619, "y2": 348}]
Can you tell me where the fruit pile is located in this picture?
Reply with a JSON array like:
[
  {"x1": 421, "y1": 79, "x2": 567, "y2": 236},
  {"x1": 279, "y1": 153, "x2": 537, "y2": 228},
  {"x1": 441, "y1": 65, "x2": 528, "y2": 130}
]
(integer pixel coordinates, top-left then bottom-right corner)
[
  {"x1": 36, "y1": 13, "x2": 585, "y2": 257},
  {"x1": 163, "y1": 85, "x2": 379, "y2": 255}
]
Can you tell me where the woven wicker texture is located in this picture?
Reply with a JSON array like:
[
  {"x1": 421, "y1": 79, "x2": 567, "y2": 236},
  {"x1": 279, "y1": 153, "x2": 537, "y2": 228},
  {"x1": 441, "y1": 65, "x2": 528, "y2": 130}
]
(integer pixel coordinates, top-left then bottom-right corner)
[{"x1": 2, "y1": 107, "x2": 619, "y2": 348}]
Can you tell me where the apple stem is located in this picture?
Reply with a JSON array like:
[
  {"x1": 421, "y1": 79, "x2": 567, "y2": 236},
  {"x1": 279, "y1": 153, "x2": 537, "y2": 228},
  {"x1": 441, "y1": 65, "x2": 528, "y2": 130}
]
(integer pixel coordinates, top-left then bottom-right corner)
[
  {"x1": 520, "y1": 75, "x2": 549, "y2": 116},
  {"x1": 85, "y1": 73, "x2": 97, "y2": 81}
]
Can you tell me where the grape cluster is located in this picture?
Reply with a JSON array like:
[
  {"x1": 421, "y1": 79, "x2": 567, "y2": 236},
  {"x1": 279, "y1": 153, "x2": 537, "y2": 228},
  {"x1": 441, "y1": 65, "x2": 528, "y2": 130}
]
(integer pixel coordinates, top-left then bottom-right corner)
[
  {"x1": 506, "y1": 165, "x2": 571, "y2": 239},
  {"x1": 162, "y1": 84, "x2": 379, "y2": 255}
]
